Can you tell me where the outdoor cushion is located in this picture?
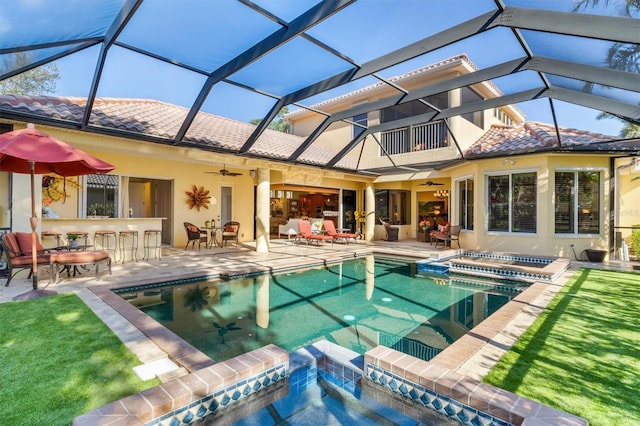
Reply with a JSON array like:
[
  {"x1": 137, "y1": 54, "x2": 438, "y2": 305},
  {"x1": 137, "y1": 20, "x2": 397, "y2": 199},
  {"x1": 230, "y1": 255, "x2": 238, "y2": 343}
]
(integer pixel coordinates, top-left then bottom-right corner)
[
  {"x1": 15, "y1": 232, "x2": 45, "y2": 254},
  {"x1": 2, "y1": 233, "x2": 21, "y2": 257},
  {"x1": 224, "y1": 224, "x2": 238, "y2": 233},
  {"x1": 50, "y1": 250, "x2": 110, "y2": 265}
]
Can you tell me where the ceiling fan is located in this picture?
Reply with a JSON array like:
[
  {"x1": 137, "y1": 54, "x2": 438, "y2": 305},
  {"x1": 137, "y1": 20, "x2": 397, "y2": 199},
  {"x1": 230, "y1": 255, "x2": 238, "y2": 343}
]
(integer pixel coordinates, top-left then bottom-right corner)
[
  {"x1": 205, "y1": 165, "x2": 242, "y2": 177},
  {"x1": 418, "y1": 180, "x2": 444, "y2": 186}
]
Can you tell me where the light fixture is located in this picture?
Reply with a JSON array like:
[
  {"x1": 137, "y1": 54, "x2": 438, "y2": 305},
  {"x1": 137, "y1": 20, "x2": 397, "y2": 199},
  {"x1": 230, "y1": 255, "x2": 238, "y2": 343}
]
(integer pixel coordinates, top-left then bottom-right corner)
[
  {"x1": 250, "y1": 170, "x2": 256, "y2": 178},
  {"x1": 434, "y1": 189, "x2": 449, "y2": 199},
  {"x1": 501, "y1": 158, "x2": 516, "y2": 166}
]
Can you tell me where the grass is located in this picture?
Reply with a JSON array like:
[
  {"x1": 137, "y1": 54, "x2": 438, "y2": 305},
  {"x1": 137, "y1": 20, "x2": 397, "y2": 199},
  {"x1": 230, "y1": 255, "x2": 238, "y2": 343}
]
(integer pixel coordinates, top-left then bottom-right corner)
[
  {"x1": 0, "y1": 293, "x2": 160, "y2": 425},
  {"x1": 484, "y1": 268, "x2": 640, "y2": 426}
]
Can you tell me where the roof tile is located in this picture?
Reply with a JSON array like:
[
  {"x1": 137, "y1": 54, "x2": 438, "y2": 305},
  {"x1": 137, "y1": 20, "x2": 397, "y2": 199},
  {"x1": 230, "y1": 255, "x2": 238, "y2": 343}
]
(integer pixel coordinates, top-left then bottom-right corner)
[
  {"x1": 466, "y1": 122, "x2": 616, "y2": 158},
  {"x1": 0, "y1": 95, "x2": 357, "y2": 169}
]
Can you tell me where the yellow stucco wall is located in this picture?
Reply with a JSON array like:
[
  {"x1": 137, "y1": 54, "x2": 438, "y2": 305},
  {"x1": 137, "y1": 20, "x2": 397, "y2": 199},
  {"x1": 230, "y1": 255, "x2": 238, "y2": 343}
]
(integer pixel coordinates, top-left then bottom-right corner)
[
  {"x1": 6, "y1": 123, "x2": 372, "y2": 249},
  {"x1": 446, "y1": 154, "x2": 613, "y2": 259}
]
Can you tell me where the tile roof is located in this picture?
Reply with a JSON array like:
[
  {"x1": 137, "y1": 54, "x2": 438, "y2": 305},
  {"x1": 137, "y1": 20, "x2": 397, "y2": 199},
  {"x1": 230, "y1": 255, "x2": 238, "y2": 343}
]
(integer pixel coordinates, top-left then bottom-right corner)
[
  {"x1": 285, "y1": 54, "x2": 479, "y2": 119},
  {"x1": 0, "y1": 95, "x2": 357, "y2": 169},
  {"x1": 465, "y1": 122, "x2": 619, "y2": 158}
]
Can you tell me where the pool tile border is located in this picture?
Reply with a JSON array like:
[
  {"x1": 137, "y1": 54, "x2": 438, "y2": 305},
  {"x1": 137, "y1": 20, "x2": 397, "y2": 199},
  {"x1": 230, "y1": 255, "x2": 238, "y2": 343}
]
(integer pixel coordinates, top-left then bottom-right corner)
[
  {"x1": 448, "y1": 251, "x2": 571, "y2": 283},
  {"x1": 73, "y1": 345, "x2": 289, "y2": 426},
  {"x1": 364, "y1": 346, "x2": 586, "y2": 425}
]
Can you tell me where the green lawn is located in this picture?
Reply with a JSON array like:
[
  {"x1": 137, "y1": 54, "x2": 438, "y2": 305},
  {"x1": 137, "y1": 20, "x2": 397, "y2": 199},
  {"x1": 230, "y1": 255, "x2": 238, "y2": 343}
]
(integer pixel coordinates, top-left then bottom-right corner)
[
  {"x1": 484, "y1": 268, "x2": 640, "y2": 426},
  {"x1": 0, "y1": 293, "x2": 160, "y2": 425}
]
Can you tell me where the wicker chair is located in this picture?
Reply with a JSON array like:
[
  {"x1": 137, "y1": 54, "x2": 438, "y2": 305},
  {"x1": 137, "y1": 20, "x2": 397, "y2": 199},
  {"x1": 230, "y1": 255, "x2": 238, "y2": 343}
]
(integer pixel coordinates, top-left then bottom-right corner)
[
  {"x1": 221, "y1": 221, "x2": 240, "y2": 246},
  {"x1": 183, "y1": 222, "x2": 208, "y2": 250}
]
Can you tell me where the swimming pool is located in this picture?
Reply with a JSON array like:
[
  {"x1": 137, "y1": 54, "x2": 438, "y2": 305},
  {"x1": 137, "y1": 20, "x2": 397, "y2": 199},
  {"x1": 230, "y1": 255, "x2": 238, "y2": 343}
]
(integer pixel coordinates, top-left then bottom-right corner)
[{"x1": 116, "y1": 255, "x2": 518, "y2": 362}]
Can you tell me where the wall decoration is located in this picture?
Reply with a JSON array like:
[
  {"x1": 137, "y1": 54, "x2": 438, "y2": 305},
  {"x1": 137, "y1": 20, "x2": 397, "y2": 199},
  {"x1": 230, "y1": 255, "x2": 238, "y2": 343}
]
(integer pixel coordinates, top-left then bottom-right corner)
[
  {"x1": 419, "y1": 201, "x2": 446, "y2": 217},
  {"x1": 186, "y1": 184, "x2": 211, "y2": 211},
  {"x1": 42, "y1": 173, "x2": 81, "y2": 205}
]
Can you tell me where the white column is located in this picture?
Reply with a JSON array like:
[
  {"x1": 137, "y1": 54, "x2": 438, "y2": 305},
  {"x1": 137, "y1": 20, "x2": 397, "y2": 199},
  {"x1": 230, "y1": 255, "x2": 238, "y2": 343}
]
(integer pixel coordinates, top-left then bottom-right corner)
[
  {"x1": 365, "y1": 183, "x2": 375, "y2": 241},
  {"x1": 255, "y1": 168, "x2": 270, "y2": 253},
  {"x1": 256, "y1": 274, "x2": 270, "y2": 328},
  {"x1": 365, "y1": 254, "x2": 375, "y2": 300}
]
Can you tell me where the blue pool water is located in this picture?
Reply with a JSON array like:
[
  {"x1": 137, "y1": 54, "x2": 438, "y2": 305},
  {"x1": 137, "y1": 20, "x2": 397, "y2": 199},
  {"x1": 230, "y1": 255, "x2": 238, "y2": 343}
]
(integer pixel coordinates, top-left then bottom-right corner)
[{"x1": 117, "y1": 256, "x2": 519, "y2": 362}]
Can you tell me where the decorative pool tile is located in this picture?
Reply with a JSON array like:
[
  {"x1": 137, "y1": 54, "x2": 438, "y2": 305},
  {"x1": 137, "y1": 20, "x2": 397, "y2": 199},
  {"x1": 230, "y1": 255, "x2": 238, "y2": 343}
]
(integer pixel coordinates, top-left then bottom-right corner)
[
  {"x1": 365, "y1": 364, "x2": 514, "y2": 426},
  {"x1": 145, "y1": 363, "x2": 287, "y2": 426}
]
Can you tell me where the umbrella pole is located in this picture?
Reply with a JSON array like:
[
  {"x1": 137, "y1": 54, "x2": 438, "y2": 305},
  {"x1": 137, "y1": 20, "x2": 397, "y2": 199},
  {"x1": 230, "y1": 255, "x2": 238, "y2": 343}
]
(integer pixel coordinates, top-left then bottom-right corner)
[{"x1": 30, "y1": 161, "x2": 38, "y2": 291}]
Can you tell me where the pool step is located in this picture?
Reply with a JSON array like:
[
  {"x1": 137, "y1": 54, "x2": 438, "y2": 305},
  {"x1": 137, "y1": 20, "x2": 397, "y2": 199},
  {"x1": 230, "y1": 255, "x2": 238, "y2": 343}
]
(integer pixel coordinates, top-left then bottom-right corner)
[{"x1": 415, "y1": 260, "x2": 449, "y2": 275}]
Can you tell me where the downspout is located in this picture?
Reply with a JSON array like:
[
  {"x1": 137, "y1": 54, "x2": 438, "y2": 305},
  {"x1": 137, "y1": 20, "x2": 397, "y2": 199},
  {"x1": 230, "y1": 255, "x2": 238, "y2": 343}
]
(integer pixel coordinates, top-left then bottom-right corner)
[
  {"x1": 613, "y1": 157, "x2": 638, "y2": 259},
  {"x1": 610, "y1": 157, "x2": 616, "y2": 259}
]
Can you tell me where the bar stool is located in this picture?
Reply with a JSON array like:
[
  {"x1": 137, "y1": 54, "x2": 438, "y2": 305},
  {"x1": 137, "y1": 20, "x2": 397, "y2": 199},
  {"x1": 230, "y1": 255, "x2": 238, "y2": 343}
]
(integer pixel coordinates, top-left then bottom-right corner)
[
  {"x1": 65, "y1": 231, "x2": 89, "y2": 248},
  {"x1": 41, "y1": 230, "x2": 62, "y2": 250},
  {"x1": 118, "y1": 230, "x2": 139, "y2": 263},
  {"x1": 143, "y1": 229, "x2": 162, "y2": 260},
  {"x1": 94, "y1": 230, "x2": 118, "y2": 261}
]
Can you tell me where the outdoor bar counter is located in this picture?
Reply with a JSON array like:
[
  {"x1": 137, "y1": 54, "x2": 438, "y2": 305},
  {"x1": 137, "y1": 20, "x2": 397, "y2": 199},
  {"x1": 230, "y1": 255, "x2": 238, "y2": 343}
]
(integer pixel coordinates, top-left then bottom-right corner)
[{"x1": 42, "y1": 218, "x2": 165, "y2": 261}]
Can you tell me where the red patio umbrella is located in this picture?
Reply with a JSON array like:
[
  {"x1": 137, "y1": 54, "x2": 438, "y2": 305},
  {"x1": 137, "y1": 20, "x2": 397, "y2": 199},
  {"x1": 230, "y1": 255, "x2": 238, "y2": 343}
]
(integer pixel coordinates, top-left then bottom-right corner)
[{"x1": 0, "y1": 124, "x2": 115, "y2": 293}]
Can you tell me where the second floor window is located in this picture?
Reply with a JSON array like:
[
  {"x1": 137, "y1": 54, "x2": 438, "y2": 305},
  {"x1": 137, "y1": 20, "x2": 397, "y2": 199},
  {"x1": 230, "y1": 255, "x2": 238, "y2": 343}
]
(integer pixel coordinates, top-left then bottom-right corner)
[
  {"x1": 352, "y1": 113, "x2": 367, "y2": 139},
  {"x1": 487, "y1": 172, "x2": 537, "y2": 233}
]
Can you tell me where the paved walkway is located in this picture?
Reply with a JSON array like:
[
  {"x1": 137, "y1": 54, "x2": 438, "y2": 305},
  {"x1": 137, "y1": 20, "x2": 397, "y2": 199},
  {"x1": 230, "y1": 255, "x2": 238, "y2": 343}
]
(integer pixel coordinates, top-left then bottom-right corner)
[{"x1": 1, "y1": 239, "x2": 637, "y2": 381}]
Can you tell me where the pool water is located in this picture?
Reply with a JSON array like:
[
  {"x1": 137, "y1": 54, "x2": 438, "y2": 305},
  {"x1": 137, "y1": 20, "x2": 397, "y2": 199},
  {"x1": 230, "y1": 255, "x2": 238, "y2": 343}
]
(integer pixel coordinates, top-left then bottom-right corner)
[{"x1": 117, "y1": 256, "x2": 516, "y2": 362}]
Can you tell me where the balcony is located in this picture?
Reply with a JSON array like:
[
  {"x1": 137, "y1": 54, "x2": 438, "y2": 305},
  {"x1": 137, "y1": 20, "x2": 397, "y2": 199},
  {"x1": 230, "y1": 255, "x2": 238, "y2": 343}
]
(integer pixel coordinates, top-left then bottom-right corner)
[{"x1": 380, "y1": 121, "x2": 448, "y2": 156}]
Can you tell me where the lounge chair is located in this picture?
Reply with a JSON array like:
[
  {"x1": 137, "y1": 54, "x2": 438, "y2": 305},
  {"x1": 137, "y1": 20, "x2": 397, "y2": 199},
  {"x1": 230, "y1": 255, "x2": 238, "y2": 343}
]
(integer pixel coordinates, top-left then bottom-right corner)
[
  {"x1": 183, "y1": 222, "x2": 208, "y2": 250},
  {"x1": 221, "y1": 221, "x2": 240, "y2": 246},
  {"x1": 278, "y1": 218, "x2": 302, "y2": 241},
  {"x1": 323, "y1": 220, "x2": 358, "y2": 244},
  {"x1": 1, "y1": 232, "x2": 52, "y2": 286},
  {"x1": 297, "y1": 220, "x2": 333, "y2": 246}
]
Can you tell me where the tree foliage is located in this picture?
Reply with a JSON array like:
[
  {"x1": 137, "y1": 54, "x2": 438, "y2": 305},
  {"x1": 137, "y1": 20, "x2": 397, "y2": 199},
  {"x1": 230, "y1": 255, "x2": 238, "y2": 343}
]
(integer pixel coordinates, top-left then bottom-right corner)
[
  {"x1": 0, "y1": 53, "x2": 60, "y2": 95},
  {"x1": 573, "y1": 0, "x2": 639, "y2": 138},
  {"x1": 250, "y1": 106, "x2": 291, "y2": 133}
]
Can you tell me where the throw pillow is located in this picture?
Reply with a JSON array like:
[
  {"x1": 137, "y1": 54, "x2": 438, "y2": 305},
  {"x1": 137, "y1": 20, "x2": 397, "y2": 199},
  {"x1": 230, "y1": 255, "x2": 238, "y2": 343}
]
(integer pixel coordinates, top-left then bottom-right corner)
[{"x1": 15, "y1": 232, "x2": 44, "y2": 253}]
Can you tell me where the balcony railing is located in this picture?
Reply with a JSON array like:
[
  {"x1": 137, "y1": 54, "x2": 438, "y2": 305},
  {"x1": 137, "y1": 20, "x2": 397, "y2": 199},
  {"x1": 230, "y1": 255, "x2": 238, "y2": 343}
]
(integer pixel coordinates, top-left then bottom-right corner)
[{"x1": 380, "y1": 120, "x2": 448, "y2": 155}]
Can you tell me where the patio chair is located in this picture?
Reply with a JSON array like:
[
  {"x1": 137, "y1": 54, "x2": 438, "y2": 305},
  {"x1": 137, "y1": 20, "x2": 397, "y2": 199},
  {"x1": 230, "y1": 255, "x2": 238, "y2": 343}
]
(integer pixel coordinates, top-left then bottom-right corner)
[
  {"x1": 433, "y1": 224, "x2": 460, "y2": 248},
  {"x1": 221, "y1": 221, "x2": 240, "y2": 246},
  {"x1": 1, "y1": 232, "x2": 52, "y2": 286},
  {"x1": 183, "y1": 222, "x2": 208, "y2": 250},
  {"x1": 323, "y1": 220, "x2": 358, "y2": 244},
  {"x1": 381, "y1": 221, "x2": 399, "y2": 241},
  {"x1": 430, "y1": 222, "x2": 450, "y2": 246},
  {"x1": 297, "y1": 220, "x2": 333, "y2": 246},
  {"x1": 449, "y1": 225, "x2": 461, "y2": 248}
]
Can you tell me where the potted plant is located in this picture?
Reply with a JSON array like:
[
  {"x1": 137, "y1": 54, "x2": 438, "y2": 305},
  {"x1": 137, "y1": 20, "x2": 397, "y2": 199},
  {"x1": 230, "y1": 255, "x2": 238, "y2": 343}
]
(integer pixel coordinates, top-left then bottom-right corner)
[
  {"x1": 631, "y1": 224, "x2": 640, "y2": 259},
  {"x1": 68, "y1": 234, "x2": 79, "y2": 248},
  {"x1": 584, "y1": 248, "x2": 607, "y2": 262}
]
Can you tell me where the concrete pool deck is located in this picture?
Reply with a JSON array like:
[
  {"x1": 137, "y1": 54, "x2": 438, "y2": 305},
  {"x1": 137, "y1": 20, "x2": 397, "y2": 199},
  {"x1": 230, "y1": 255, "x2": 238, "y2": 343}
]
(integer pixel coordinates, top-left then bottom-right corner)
[{"x1": 1, "y1": 239, "x2": 638, "y2": 423}]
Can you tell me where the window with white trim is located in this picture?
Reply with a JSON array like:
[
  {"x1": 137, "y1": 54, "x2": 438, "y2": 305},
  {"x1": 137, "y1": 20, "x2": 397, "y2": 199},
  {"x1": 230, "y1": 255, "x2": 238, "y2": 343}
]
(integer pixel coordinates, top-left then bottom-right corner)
[
  {"x1": 86, "y1": 174, "x2": 119, "y2": 217},
  {"x1": 457, "y1": 178, "x2": 474, "y2": 230},
  {"x1": 487, "y1": 172, "x2": 536, "y2": 233},
  {"x1": 352, "y1": 113, "x2": 367, "y2": 139},
  {"x1": 554, "y1": 171, "x2": 600, "y2": 234}
]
